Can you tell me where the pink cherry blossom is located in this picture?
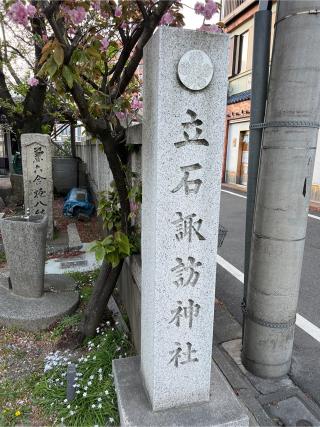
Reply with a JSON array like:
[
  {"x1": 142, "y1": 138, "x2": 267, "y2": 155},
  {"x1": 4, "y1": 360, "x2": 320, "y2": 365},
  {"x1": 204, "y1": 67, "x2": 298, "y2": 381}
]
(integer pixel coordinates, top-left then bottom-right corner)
[
  {"x1": 100, "y1": 37, "x2": 109, "y2": 52},
  {"x1": 203, "y1": 0, "x2": 218, "y2": 20},
  {"x1": 8, "y1": 1, "x2": 28, "y2": 26},
  {"x1": 26, "y1": 4, "x2": 37, "y2": 18},
  {"x1": 27, "y1": 77, "x2": 39, "y2": 87},
  {"x1": 114, "y1": 6, "x2": 122, "y2": 18},
  {"x1": 198, "y1": 23, "x2": 221, "y2": 33},
  {"x1": 194, "y1": 2, "x2": 205, "y2": 15},
  {"x1": 115, "y1": 111, "x2": 127, "y2": 121},
  {"x1": 130, "y1": 201, "x2": 139, "y2": 214},
  {"x1": 67, "y1": 6, "x2": 87, "y2": 25},
  {"x1": 93, "y1": 0, "x2": 101, "y2": 11},
  {"x1": 131, "y1": 97, "x2": 143, "y2": 110},
  {"x1": 160, "y1": 11, "x2": 173, "y2": 26}
]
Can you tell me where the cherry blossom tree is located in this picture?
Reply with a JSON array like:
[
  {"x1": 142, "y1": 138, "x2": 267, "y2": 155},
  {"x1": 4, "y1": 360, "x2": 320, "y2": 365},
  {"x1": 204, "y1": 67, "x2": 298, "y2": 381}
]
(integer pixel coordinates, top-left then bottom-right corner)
[{"x1": 2, "y1": 0, "x2": 221, "y2": 341}]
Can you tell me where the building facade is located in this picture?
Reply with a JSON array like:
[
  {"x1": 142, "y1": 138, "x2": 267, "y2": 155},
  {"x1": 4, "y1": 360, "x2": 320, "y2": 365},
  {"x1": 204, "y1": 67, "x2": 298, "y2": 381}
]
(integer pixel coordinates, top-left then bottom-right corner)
[{"x1": 222, "y1": 0, "x2": 320, "y2": 202}]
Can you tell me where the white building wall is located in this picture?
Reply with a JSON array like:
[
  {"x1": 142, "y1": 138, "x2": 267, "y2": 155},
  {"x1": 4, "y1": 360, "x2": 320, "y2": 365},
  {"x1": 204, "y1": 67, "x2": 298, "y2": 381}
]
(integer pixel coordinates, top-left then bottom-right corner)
[{"x1": 225, "y1": 120, "x2": 250, "y2": 184}]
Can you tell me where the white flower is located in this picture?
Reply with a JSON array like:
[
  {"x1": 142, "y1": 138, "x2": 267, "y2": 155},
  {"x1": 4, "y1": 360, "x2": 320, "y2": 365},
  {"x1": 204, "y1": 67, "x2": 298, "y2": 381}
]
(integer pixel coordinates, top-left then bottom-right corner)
[
  {"x1": 93, "y1": 356, "x2": 96, "y2": 360},
  {"x1": 90, "y1": 375, "x2": 94, "y2": 380},
  {"x1": 97, "y1": 397, "x2": 102, "y2": 402},
  {"x1": 92, "y1": 404, "x2": 96, "y2": 409},
  {"x1": 98, "y1": 368, "x2": 102, "y2": 373},
  {"x1": 70, "y1": 410, "x2": 74, "y2": 416},
  {"x1": 98, "y1": 403, "x2": 102, "y2": 409},
  {"x1": 105, "y1": 390, "x2": 109, "y2": 395},
  {"x1": 109, "y1": 417, "x2": 114, "y2": 423},
  {"x1": 84, "y1": 386, "x2": 88, "y2": 391},
  {"x1": 88, "y1": 381, "x2": 92, "y2": 386},
  {"x1": 76, "y1": 390, "x2": 80, "y2": 394},
  {"x1": 67, "y1": 404, "x2": 70, "y2": 409},
  {"x1": 61, "y1": 417, "x2": 64, "y2": 422},
  {"x1": 83, "y1": 392, "x2": 87, "y2": 397},
  {"x1": 64, "y1": 399, "x2": 68, "y2": 403}
]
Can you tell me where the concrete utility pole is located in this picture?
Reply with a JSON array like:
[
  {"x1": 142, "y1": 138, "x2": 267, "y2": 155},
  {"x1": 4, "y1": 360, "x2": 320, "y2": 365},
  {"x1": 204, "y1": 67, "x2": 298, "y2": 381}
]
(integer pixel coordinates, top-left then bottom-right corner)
[
  {"x1": 242, "y1": 0, "x2": 320, "y2": 378},
  {"x1": 243, "y1": 0, "x2": 272, "y2": 338}
]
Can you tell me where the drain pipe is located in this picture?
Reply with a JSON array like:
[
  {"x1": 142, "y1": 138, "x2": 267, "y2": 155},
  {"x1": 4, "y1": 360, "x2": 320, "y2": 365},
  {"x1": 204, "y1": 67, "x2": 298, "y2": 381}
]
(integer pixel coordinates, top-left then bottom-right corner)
[{"x1": 243, "y1": 0, "x2": 272, "y2": 340}]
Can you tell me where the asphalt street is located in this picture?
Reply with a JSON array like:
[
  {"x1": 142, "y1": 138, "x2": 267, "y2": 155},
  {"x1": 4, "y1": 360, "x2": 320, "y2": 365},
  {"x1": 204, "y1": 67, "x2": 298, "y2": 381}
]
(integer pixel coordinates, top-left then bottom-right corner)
[{"x1": 216, "y1": 188, "x2": 320, "y2": 407}]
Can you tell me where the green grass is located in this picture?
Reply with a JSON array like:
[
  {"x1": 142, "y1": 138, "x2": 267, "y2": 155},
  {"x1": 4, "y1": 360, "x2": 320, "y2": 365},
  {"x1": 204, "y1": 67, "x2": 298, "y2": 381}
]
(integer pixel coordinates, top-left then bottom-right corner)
[
  {"x1": 68, "y1": 270, "x2": 99, "y2": 303},
  {"x1": 0, "y1": 372, "x2": 42, "y2": 426},
  {"x1": 34, "y1": 328, "x2": 132, "y2": 426},
  {"x1": 50, "y1": 313, "x2": 82, "y2": 339},
  {"x1": 0, "y1": 251, "x2": 6, "y2": 263},
  {"x1": 0, "y1": 270, "x2": 133, "y2": 426}
]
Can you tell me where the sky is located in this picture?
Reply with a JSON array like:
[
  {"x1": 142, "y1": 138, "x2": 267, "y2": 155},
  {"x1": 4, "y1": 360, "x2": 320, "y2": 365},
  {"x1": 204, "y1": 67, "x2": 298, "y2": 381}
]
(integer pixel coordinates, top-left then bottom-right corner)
[
  {"x1": 182, "y1": 0, "x2": 204, "y2": 29},
  {"x1": 183, "y1": 0, "x2": 220, "y2": 29}
]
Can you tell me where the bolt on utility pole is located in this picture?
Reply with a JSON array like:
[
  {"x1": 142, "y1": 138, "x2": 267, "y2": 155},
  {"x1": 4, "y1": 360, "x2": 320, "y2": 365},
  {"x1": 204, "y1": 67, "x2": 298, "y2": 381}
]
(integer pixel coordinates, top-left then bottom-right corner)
[
  {"x1": 243, "y1": 0, "x2": 272, "y2": 338},
  {"x1": 242, "y1": 0, "x2": 320, "y2": 378}
]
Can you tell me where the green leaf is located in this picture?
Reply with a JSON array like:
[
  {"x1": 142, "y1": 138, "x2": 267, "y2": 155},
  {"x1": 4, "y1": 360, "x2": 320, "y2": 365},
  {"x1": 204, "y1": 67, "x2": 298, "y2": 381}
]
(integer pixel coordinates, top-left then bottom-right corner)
[
  {"x1": 119, "y1": 234, "x2": 130, "y2": 255},
  {"x1": 102, "y1": 236, "x2": 113, "y2": 246},
  {"x1": 106, "y1": 252, "x2": 120, "y2": 268},
  {"x1": 47, "y1": 57, "x2": 58, "y2": 78},
  {"x1": 86, "y1": 47, "x2": 101, "y2": 59},
  {"x1": 53, "y1": 44, "x2": 64, "y2": 67},
  {"x1": 62, "y1": 65, "x2": 74, "y2": 88},
  {"x1": 94, "y1": 245, "x2": 105, "y2": 261}
]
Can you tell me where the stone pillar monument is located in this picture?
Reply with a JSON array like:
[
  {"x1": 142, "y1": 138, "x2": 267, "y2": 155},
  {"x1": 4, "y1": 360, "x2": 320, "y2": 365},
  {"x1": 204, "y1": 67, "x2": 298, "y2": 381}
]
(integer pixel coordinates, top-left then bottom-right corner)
[
  {"x1": 113, "y1": 28, "x2": 249, "y2": 426},
  {"x1": 21, "y1": 134, "x2": 53, "y2": 239}
]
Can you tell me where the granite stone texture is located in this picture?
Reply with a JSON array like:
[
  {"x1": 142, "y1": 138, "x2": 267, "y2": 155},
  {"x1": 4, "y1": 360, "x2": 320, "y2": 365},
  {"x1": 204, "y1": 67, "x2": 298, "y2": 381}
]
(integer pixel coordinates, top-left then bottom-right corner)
[
  {"x1": 0, "y1": 274, "x2": 79, "y2": 331},
  {"x1": 21, "y1": 133, "x2": 53, "y2": 239},
  {"x1": 0, "y1": 215, "x2": 48, "y2": 298},
  {"x1": 113, "y1": 356, "x2": 249, "y2": 427},
  {"x1": 141, "y1": 27, "x2": 228, "y2": 410}
]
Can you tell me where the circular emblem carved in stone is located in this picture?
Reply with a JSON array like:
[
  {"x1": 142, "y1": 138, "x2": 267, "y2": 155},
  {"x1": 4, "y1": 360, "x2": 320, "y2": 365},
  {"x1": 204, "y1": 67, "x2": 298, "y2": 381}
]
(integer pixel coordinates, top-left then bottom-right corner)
[{"x1": 177, "y1": 50, "x2": 213, "y2": 91}]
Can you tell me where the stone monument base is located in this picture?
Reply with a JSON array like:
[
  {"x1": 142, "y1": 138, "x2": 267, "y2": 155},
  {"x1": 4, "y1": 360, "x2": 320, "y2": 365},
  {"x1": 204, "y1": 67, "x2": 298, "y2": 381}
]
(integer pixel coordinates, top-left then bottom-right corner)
[
  {"x1": 0, "y1": 274, "x2": 79, "y2": 331},
  {"x1": 113, "y1": 356, "x2": 249, "y2": 427}
]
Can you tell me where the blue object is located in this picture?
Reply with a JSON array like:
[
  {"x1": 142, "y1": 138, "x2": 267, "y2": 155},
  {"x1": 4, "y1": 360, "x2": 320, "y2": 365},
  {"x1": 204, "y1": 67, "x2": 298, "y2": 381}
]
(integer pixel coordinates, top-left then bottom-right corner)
[{"x1": 63, "y1": 188, "x2": 95, "y2": 218}]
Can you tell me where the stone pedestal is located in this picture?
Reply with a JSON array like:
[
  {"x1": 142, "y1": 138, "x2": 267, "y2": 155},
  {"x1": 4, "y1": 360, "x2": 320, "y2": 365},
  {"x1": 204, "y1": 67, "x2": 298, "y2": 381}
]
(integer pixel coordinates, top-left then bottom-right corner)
[
  {"x1": 113, "y1": 356, "x2": 249, "y2": 427},
  {"x1": 0, "y1": 274, "x2": 79, "y2": 331},
  {"x1": 21, "y1": 134, "x2": 53, "y2": 239},
  {"x1": 0, "y1": 215, "x2": 47, "y2": 298}
]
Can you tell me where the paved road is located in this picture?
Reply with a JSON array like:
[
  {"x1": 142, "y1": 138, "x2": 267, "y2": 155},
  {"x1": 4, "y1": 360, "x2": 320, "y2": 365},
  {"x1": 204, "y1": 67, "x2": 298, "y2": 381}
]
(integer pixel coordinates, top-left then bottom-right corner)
[{"x1": 216, "y1": 189, "x2": 320, "y2": 406}]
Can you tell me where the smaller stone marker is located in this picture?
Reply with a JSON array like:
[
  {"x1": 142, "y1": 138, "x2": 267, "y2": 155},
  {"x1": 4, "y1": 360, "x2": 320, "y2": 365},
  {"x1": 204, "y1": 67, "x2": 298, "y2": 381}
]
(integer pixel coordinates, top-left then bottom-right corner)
[
  {"x1": 21, "y1": 133, "x2": 53, "y2": 239},
  {"x1": 67, "y1": 363, "x2": 77, "y2": 402}
]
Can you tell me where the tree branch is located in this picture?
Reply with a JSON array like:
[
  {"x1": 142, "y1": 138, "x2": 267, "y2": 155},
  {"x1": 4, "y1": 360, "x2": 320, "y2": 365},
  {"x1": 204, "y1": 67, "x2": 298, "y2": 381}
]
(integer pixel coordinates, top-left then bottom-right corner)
[
  {"x1": 108, "y1": 24, "x2": 144, "y2": 90},
  {"x1": 0, "y1": 21, "x2": 21, "y2": 85},
  {"x1": 136, "y1": 0, "x2": 148, "y2": 20},
  {"x1": 111, "y1": 0, "x2": 174, "y2": 99},
  {"x1": 6, "y1": 44, "x2": 34, "y2": 69}
]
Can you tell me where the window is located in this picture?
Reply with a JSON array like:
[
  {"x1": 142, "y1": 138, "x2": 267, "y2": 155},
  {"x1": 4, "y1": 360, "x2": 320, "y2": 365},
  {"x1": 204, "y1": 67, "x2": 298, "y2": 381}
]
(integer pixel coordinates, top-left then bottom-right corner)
[
  {"x1": 239, "y1": 31, "x2": 249, "y2": 73},
  {"x1": 228, "y1": 30, "x2": 249, "y2": 77}
]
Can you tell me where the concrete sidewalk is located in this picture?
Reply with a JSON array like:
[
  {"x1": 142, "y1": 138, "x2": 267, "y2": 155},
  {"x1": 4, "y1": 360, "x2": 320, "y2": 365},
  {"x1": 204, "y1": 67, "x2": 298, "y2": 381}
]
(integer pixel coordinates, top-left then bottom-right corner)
[{"x1": 213, "y1": 299, "x2": 320, "y2": 426}]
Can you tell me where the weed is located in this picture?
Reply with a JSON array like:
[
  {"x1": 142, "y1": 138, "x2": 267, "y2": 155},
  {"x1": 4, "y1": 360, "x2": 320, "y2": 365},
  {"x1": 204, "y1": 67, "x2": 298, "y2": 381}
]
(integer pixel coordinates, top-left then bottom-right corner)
[
  {"x1": 34, "y1": 327, "x2": 132, "y2": 426},
  {"x1": 50, "y1": 313, "x2": 82, "y2": 339}
]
